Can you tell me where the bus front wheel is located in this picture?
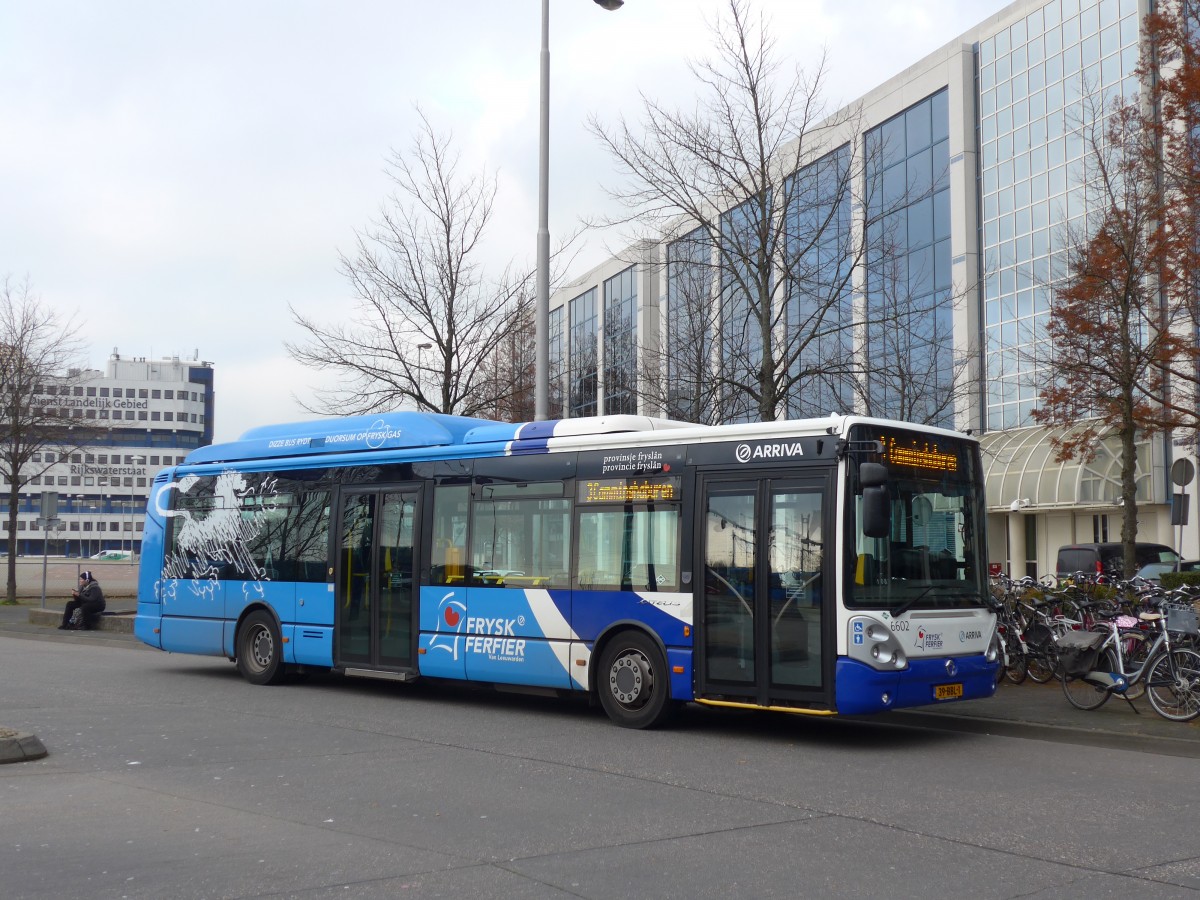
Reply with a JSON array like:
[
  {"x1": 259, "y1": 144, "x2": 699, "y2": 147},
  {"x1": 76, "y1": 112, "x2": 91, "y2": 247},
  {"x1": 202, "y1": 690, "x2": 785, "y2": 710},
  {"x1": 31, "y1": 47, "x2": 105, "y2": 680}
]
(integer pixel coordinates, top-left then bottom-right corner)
[
  {"x1": 236, "y1": 610, "x2": 285, "y2": 686},
  {"x1": 597, "y1": 631, "x2": 676, "y2": 729}
]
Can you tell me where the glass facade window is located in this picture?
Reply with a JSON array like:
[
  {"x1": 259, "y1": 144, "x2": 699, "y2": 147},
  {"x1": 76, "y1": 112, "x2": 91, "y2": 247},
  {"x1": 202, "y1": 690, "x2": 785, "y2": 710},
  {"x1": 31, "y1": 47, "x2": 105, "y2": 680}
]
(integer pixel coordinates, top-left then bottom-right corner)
[
  {"x1": 603, "y1": 266, "x2": 637, "y2": 415},
  {"x1": 569, "y1": 288, "x2": 598, "y2": 418},
  {"x1": 864, "y1": 88, "x2": 954, "y2": 426},
  {"x1": 548, "y1": 306, "x2": 565, "y2": 419},
  {"x1": 979, "y1": 0, "x2": 1142, "y2": 430},
  {"x1": 784, "y1": 143, "x2": 854, "y2": 417},
  {"x1": 665, "y1": 227, "x2": 716, "y2": 422},
  {"x1": 720, "y1": 197, "x2": 768, "y2": 423}
]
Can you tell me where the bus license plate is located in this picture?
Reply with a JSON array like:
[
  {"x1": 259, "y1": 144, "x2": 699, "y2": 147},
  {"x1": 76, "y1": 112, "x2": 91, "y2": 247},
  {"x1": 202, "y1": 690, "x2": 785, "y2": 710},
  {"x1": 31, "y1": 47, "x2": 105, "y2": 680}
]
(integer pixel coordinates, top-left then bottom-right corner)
[{"x1": 934, "y1": 683, "x2": 963, "y2": 701}]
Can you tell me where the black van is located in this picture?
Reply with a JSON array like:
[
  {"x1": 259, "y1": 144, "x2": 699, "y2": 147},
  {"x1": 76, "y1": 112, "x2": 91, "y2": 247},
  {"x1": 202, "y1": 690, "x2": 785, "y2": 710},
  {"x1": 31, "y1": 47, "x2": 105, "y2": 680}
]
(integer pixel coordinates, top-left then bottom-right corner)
[{"x1": 1055, "y1": 542, "x2": 1179, "y2": 578}]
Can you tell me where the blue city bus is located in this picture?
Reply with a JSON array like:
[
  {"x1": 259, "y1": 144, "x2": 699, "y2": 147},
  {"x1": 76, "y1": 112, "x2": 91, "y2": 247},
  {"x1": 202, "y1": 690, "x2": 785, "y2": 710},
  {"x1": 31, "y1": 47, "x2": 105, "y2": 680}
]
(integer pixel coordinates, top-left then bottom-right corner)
[{"x1": 134, "y1": 412, "x2": 999, "y2": 728}]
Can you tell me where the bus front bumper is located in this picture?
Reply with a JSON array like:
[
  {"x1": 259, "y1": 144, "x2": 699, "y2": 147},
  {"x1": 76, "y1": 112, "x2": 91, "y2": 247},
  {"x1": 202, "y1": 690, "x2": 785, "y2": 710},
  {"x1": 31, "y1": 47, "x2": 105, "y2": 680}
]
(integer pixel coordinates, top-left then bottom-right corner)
[{"x1": 834, "y1": 655, "x2": 997, "y2": 715}]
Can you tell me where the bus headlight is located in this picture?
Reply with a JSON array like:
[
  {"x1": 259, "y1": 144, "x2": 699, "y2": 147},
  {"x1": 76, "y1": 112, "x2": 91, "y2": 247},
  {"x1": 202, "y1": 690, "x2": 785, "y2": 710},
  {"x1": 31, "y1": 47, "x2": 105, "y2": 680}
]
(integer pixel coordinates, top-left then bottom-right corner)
[
  {"x1": 848, "y1": 616, "x2": 909, "y2": 672},
  {"x1": 986, "y1": 631, "x2": 1001, "y2": 664}
]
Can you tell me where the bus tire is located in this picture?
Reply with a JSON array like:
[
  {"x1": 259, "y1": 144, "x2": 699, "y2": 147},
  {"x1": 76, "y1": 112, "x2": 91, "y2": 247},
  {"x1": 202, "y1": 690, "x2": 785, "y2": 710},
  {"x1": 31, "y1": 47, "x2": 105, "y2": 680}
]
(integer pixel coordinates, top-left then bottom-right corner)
[
  {"x1": 236, "y1": 610, "x2": 285, "y2": 686},
  {"x1": 596, "y1": 631, "x2": 675, "y2": 729}
]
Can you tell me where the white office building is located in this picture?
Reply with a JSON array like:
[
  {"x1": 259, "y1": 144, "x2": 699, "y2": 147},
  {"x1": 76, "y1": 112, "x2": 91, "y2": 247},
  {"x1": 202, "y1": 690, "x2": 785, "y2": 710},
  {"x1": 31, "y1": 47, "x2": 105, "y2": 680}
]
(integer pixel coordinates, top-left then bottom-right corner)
[{"x1": 7, "y1": 351, "x2": 215, "y2": 557}]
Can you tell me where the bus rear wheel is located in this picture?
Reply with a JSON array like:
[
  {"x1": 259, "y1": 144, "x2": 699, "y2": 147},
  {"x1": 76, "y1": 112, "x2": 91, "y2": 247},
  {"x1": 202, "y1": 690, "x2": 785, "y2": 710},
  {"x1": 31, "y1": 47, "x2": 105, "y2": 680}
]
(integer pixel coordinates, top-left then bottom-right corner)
[
  {"x1": 597, "y1": 631, "x2": 675, "y2": 729},
  {"x1": 236, "y1": 610, "x2": 285, "y2": 686}
]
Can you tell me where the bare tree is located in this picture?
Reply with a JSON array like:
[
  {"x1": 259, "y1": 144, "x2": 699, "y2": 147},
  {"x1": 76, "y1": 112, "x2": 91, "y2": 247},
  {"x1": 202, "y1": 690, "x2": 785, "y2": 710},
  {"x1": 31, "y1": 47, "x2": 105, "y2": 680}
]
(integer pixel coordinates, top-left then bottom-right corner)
[
  {"x1": 288, "y1": 109, "x2": 531, "y2": 417},
  {"x1": 637, "y1": 229, "x2": 728, "y2": 423},
  {"x1": 590, "y1": 0, "x2": 868, "y2": 423},
  {"x1": 0, "y1": 276, "x2": 90, "y2": 602},
  {"x1": 474, "y1": 293, "x2": 537, "y2": 422}
]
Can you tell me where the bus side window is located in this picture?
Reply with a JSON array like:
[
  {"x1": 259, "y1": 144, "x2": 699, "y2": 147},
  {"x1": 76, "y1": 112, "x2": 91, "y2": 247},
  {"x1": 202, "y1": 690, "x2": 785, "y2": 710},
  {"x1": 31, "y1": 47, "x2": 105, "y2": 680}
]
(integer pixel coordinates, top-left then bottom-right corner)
[
  {"x1": 244, "y1": 485, "x2": 330, "y2": 583},
  {"x1": 431, "y1": 484, "x2": 469, "y2": 585},
  {"x1": 163, "y1": 476, "x2": 221, "y2": 580},
  {"x1": 470, "y1": 495, "x2": 571, "y2": 589},
  {"x1": 576, "y1": 507, "x2": 680, "y2": 592}
]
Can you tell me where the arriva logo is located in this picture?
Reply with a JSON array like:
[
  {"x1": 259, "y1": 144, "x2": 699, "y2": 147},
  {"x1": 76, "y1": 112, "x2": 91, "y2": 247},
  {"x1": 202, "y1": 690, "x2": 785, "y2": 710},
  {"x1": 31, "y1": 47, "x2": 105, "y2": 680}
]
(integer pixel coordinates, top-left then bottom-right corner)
[{"x1": 735, "y1": 442, "x2": 804, "y2": 463}]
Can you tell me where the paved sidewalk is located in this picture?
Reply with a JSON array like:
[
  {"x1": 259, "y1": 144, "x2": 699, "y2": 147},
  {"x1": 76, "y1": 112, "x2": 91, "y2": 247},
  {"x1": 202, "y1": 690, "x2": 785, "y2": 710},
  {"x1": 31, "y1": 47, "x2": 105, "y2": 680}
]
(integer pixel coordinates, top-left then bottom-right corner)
[
  {"x1": 0, "y1": 599, "x2": 142, "y2": 647},
  {"x1": 1, "y1": 600, "x2": 1197, "y2": 759},
  {"x1": 886, "y1": 675, "x2": 1200, "y2": 756}
]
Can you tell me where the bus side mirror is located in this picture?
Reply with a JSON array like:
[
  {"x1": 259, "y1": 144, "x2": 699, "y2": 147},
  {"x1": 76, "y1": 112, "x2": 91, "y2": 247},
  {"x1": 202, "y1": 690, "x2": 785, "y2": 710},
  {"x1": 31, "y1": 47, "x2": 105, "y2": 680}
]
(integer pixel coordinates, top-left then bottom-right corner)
[
  {"x1": 860, "y1": 462, "x2": 887, "y2": 488},
  {"x1": 859, "y1": 463, "x2": 890, "y2": 538}
]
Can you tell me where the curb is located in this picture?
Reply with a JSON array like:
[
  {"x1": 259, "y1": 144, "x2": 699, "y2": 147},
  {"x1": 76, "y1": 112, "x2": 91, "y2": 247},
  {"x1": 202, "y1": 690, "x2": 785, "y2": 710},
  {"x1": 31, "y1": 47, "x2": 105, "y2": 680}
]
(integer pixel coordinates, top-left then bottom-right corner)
[
  {"x1": 0, "y1": 728, "x2": 48, "y2": 764},
  {"x1": 878, "y1": 707, "x2": 1200, "y2": 759}
]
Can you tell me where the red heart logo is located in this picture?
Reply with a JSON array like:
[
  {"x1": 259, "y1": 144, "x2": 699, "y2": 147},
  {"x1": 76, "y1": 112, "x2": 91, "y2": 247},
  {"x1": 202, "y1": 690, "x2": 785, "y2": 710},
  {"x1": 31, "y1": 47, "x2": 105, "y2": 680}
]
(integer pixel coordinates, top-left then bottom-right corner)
[{"x1": 444, "y1": 607, "x2": 460, "y2": 627}]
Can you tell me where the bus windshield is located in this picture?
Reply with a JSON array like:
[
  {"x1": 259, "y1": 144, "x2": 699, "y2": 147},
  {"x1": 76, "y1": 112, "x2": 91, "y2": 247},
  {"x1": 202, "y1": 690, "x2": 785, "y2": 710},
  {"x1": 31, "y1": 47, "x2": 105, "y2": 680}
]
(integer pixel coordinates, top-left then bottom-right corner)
[{"x1": 846, "y1": 426, "x2": 987, "y2": 612}]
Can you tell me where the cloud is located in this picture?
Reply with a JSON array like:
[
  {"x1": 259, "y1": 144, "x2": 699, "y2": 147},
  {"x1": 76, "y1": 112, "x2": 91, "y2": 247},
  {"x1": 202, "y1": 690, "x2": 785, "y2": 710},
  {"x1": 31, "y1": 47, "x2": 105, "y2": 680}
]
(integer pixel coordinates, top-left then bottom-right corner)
[{"x1": 213, "y1": 355, "x2": 328, "y2": 444}]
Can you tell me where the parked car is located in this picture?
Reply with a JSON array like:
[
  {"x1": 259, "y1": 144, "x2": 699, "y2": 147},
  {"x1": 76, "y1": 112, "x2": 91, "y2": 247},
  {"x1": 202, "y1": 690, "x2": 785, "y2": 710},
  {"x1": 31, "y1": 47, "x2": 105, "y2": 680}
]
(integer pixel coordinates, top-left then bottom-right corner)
[
  {"x1": 1134, "y1": 559, "x2": 1200, "y2": 582},
  {"x1": 90, "y1": 549, "x2": 132, "y2": 561},
  {"x1": 1055, "y1": 542, "x2": 1179, "y2": 579}
]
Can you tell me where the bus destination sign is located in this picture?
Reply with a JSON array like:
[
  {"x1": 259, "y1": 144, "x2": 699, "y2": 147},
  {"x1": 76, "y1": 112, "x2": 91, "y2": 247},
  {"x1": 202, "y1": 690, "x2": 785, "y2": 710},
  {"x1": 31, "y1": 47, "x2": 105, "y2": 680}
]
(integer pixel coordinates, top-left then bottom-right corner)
[
  {"x1": 578, "y1": 477, "x2": 680, "y2": 504},
  {"x1": 878, "y1": 433, "x2": 960, "y2": 473}
]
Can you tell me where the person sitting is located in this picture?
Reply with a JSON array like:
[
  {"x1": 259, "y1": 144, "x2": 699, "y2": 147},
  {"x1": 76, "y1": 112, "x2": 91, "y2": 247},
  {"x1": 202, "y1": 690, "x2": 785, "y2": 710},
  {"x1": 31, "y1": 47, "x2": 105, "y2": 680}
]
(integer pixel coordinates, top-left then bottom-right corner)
[{"x1": 59, "y1": 571, "x2": 106, "y2": 630}]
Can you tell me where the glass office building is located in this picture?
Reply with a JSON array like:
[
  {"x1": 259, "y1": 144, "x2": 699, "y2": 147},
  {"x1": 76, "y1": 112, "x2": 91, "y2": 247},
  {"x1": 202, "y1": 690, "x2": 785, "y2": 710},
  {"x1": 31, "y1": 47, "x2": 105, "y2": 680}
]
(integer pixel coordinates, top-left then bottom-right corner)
[
  {"x1": 549, "y1": 0, "x2": 1184, "y2": 573},
  {"x1": 980, "y1": 0, "x2": 1142, "y2": 431}
]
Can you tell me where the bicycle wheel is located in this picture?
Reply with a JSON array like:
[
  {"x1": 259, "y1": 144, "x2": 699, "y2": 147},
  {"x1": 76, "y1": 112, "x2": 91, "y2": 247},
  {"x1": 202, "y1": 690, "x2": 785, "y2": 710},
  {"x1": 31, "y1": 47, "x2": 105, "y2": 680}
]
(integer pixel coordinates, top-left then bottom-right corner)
[
  {"x1": 1027, "y1": 652, "x2": 1056, "y2": 683},
  {"x1": 1061, "y1": 646, "x2": 1116, "y2": 711},
  {"x1": 1145, "y1": 648, "x2": 1200, "y2": 722},
  {"x1": 1003, "y1": 643, "x2": 1028, "y2": 685}
]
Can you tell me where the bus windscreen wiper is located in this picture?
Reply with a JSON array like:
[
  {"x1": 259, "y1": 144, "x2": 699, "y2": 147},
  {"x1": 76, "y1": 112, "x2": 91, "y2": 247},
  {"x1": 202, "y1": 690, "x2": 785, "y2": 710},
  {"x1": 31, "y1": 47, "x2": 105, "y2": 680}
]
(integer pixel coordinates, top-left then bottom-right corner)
[{"x1": 890, "y1": 584, "x2": 937, "y2": 620}]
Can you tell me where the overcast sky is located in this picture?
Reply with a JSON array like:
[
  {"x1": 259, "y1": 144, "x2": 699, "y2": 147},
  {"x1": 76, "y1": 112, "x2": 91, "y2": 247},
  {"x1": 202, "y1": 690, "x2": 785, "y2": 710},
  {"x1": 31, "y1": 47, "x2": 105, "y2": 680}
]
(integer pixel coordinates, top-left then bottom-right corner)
[{"x1": 0, "y1": 0, "x2": 1003, "y2": 443}]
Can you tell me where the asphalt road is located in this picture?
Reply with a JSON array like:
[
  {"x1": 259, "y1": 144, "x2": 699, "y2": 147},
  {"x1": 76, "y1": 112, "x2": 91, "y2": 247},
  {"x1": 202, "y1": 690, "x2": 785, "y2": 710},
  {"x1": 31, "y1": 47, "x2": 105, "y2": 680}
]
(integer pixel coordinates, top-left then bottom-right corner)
[{"x1": 2, "y1": 634, "x2": 1199, "y2": 899}]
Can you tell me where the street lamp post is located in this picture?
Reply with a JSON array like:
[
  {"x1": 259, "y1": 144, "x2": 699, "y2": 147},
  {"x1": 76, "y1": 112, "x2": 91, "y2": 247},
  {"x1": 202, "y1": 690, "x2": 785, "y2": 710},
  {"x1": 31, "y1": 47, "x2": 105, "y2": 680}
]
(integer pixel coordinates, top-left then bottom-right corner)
[{"x1": 534, "y1": 0, "x2": 623, "y2": 421}]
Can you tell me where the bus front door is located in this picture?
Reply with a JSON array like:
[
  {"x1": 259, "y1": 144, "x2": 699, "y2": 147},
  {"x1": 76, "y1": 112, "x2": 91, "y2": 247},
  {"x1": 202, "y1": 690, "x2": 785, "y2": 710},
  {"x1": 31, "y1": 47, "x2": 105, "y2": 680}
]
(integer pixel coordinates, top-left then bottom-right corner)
[
  {"x1": 698, "y1": 475, "x2": 831, "y2": 708},
  {"x1": 335, "y1": 488, "x2": 419, "y2": 672}
]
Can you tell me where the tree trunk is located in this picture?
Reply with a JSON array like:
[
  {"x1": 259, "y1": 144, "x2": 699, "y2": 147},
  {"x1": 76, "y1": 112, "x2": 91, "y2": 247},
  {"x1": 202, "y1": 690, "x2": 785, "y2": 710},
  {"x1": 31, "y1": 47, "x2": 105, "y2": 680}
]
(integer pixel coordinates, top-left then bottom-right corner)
[
  {"x1": 1119, "y1": 421, "x2": 1140, "y2": 579},
  {"x1": 6, "y1": 480, "x2": 19, "y2": 603}
]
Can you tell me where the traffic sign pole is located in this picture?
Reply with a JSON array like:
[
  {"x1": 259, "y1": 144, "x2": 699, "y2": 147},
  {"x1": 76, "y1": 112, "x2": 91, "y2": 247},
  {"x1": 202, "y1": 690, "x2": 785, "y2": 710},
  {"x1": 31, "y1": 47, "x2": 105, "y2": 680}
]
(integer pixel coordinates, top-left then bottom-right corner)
[{"x1": 36, "y1": 516, "x2": 65, "y2": 608}]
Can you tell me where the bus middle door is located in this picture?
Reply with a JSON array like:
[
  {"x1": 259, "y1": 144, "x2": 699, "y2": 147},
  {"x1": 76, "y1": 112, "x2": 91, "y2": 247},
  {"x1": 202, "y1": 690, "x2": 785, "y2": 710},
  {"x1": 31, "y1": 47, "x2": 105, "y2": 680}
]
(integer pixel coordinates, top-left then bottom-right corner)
[{"x1": 334, "y1": 487, "x2": 420, "y2": 674}]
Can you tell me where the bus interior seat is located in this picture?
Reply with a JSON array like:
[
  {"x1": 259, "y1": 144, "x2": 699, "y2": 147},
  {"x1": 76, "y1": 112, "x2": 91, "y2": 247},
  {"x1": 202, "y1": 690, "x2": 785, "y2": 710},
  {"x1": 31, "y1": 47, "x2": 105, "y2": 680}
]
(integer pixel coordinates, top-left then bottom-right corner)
[
  {"x1": 893, "y1": 546, "x2": 931, "y2": 581},
  {"x1": 855, "y1": 553, "x2": 877, "y2": 585}
]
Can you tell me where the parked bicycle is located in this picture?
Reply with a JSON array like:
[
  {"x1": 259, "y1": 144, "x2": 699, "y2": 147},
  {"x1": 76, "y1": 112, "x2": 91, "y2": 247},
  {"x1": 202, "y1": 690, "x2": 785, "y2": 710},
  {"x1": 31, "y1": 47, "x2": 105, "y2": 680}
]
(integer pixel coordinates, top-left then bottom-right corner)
[{"x1": 1059, "y1": 600, "x2": 1200, "y2": 722}]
